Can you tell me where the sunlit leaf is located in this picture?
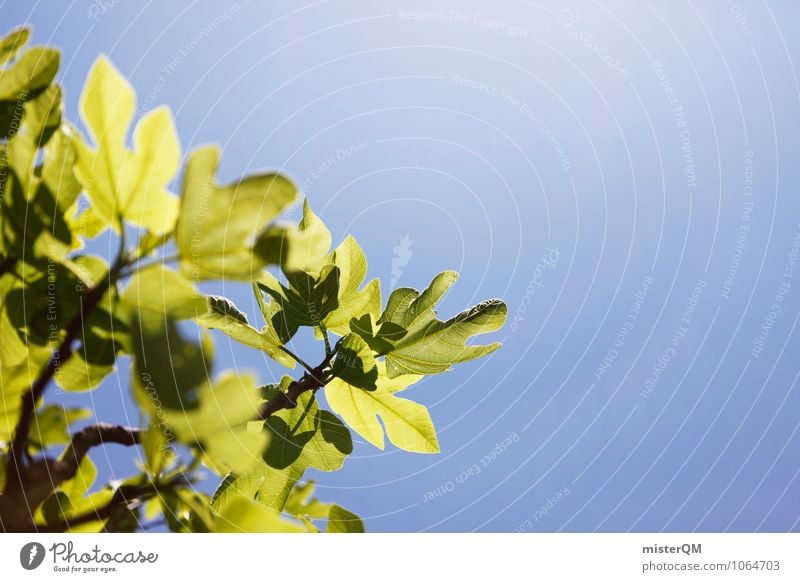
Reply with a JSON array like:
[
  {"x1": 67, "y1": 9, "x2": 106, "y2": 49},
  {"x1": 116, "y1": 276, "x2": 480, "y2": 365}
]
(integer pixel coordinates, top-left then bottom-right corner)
[
  {"x1": 130, "y1": 311, "x2": 211, "y2": 412},
  {"x1": 326, "y1": 504, "x2": 365, "y2": 533},
  {"x1": 326, "y1": 363, "x2": 438, "y2": 453},
  {"x1": 272, "y1": 200, "x2": 332, "y2": 276},
  {"x1": 74, "y1": 56, "x2": 180, "y2": 233},
  {"x1": 321, "y1": 235, "x2": 380, "y2": 335},
  {"x1": 330, "y1": 333, "x2": 377, "y2": 390},
  {"x1": 121, "y1": 264, "x2": 207, "y2": 319},
  {"x1": 0, "y1": 344, "x2": 49, "y2": 443},
  {"x1": 212, "y1": 384, "x2": 351, "y2": 513},
  {"x1": 257, "y1": 264, "x2": 340, "y2": 332},
  {"x1": 195, "y1": 295, "x2": 295, "y2": 369},
  {"x1": 283, "y1": 480, "x2": 364, "y2": 533},
  {"x1": 378, "y1": 272, "x2": 507, "y2": 377},
  {"x1": 0, "y1": 26, "x2": 30, "y2": 66},
  {"x1": 176, "y1": 145, "x2": 296, "y2": 280},
  {"x1": 0, "y1": 47, "x2": 59, "y2": 101},
  {"x1": 161, "y1": 372, "x2": 268, "y2": 475},
  {"x1": 30, "y1": 405, "x2": 91, "y2": 449},
  {"x1": 212, "y1": 491, "x2": 303, "y2": 533}
]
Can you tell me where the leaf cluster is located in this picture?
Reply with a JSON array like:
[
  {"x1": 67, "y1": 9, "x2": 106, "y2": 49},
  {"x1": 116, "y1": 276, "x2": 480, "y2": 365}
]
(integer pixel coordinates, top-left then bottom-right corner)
[{"x1": 0, "y1": 27, "x2": 506, "y2": 533}]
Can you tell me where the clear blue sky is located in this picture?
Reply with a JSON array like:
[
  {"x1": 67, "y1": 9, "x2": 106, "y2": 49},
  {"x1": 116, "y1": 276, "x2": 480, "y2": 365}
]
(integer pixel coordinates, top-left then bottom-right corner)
[{"x1": 7, "y1": 0, "x2": 800, "y2": 532}]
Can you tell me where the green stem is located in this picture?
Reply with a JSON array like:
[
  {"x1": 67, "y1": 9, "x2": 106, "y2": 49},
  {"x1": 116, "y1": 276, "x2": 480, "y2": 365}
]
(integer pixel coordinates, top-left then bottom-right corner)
[
  {"x1": 321, "y1": 326, "x2": 332, "y2": 356},
  {"x1": 278, "y1": 346, "x2": 318, "y2": 378}
]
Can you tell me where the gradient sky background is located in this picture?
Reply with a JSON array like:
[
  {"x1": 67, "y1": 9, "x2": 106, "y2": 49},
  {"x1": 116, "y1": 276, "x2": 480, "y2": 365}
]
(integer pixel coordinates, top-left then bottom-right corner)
[{"x1": 5, "y1": 0, "x2": 800, "y2": 532}]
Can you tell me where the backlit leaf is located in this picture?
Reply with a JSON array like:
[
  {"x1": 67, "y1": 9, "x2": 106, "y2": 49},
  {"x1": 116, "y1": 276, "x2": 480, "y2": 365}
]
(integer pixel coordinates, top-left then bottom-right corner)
[
  {"x1": 122, "y1": 264, "x2": 207, "y2": 319},
  {"x1": 212, "y1": 491, "x2": 303, "y2": 533},
  {"x1": 75, "y1": 56, "x2": 180, "y2": 233},
  {"x1": 326, "y1": 363, "x2": 438, "y2": 453},
  {"x1": 0, "y1": 47, "x2": 59, "y2": 101},
  {"x1": 176, "y1": 145, "x2": 296, "y2": 280},
  {"x1": 212, "y1": 385, "x2": 351, "y2": 513},
  {"x1": 161, "y1": 372, "x2": 268, "y2": 475},
  {"x1": 195, "y1": 295, "x2": 295, "y2": 369},
  {"x1": 0, "y1": 26, "x2": 30, "y2": 66},
  {"x1": 321, "y1": 235, "x2": 380, "y2": 335},
  {"x1": 330, "y1": 333, "x2": 377, "y2": 390},
  {"x1": 30, "y1": 405, "x2": 91, "y2": 448},
  {"x1": 378, "y1": 272, "x2": 507, "y2": 377}
]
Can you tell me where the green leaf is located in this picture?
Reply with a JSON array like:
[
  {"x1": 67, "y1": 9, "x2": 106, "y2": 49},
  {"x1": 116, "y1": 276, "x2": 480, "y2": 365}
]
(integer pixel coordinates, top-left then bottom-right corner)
[
  {"x1": 349, "y1": 313, "x2": 406, "y2": 354},
  {"x1": 321, "y1": 235, "x2": 381, "y2": 335},
  {"x1": 252, "y1": 281, "x2": 296, "y2": 346},
  {"x1": 53, "y1": 327, "x2": 118, "y2": 392},
  {"x1": 326, "y1": 363, "x2": 439, "y2": 453},
  {"x1": 74, "y1": 56, "x2": 181, "y2": 233},
  {"x1": 283, "y1": 480, "x2": 331, "y2": 520},
  {"x1": 0, "y1": 273, "x2": 28, "y2": 366},
  {"x1": 60, "y1": 454, "x2": 97, "y2": 502},
  {"x1": 283, "y1": 481, "x2": 364, "y2": 533},
  {"x1": 130, "y1": 311, "x2": 211, "y2": 412},
  {"x1": 281, "y1": 200, "x2": 331, "y2": 275},
  {"x1": 6, "y1": 84, "x2": 62, "y2": 198},
  {"x1": 380, "y1": 270, "x2": 458, "y2": 332},
  {"x1": 326, "y1": 504, "x2": 365, "y2": 533},
  {"x1": 30, "y1": 405, "x2": 91, "y2": 448},
  {"x1": 141, "y1": 425, "x2": 174, "y2": 477},
  {"x1": 122, "y1": 264, "x2": 207, "y2": 319},
  {"x1": 194, "y1": 295, "x2": 295, "y2": 369},
  {"x1": 378, "y1": 272, "x2": 507, "y2": 377},
  {"x1": 212, "y1": 491, "x2": 303, "y2": 533},
  {"x1": 0, "y1": 257, "x2": 115, "y2": 368},
  {"x1": 330, "y1": 333, "x2": 378, "y2": 390},
  {"x1": 0, "y1": 86, "x2": 80, "y2": 265},
  {"x1": 0, "y1": 47, "x2": 59, "y2": 101},
  {"x1": 41, "y1": 491, "x2": 72, "y2": 526},
  {"x1": 161, "y1": 372, "x2": 268, "y2": 475},
  {"x1": 176, "y1": 145, "x2": 296, "y2": 280},
  {"x1": 0, "y1": 345, "x2": 50, "y2": 442},
  {"x1": 212, "y1": 385, "x2": 351, "y2": 513},
  {"x1": 0, "y1": 26, "x2": 30, "y2": 66},
  {"x1": 157, "y1": 488, "x2": 212, "y2": 533},
  {"x1": 257, "y1": 264, "x2": 340, "y2": 333}
]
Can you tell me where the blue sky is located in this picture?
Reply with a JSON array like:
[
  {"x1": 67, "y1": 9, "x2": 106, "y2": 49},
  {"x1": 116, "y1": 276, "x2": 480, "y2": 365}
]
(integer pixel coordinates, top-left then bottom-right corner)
[{"x1": 6, "y1": 0, "x2": 800, "y2": 531}]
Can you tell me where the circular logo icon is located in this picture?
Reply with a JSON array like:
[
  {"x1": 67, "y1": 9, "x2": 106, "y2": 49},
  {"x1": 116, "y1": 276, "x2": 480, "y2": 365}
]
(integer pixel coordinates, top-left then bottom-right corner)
[{"x1": 20, "y1": 542, "x2": 45, "y2": 570}]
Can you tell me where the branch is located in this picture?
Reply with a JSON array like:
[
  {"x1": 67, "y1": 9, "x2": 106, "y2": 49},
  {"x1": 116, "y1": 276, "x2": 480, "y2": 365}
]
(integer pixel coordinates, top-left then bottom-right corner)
[
  {"x1": 39, "y1": 471, "x2": 192, "y2": 533},
  {"x1": 257, "y1": 333, "x2": 351, "y2": 421},
  {"x1": 0, "y1": 424, "x2": 143, "y2": 532},
  {"x1": 38, "y1": 482, "x2": 154, "y2": 534},
  {"x1": 4, "y1": 280, "x2": 112, "y2": 492},
  {"x1": 55, "y1": 424, "x2": 143, "y2": 484},
  {"x1": 258, "y1": 370, "x2": 324, "y2": 420},
  {"x1": 4, "y1": 244, "x2": 129, "y2": 494}
]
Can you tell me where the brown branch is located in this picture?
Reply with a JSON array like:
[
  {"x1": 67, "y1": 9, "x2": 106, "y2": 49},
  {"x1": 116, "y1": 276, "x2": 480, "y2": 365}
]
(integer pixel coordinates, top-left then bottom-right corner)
[
  {"x1": 4, "y1": 238, "x2": 129, "y2": 496},
  {"x1": 0, "y1": 423, "x2": 143, "y2": 532},
  {"x1": 55, "y1": 423, "x2": 143, "y2": 483},
  {"x1": 38, "y1": 482, "x2": 154, "y2": 534},
  {"x1": 258, "y1": 365, "x2": 327, "y2": 420},
  {"x1": 39, "y1": 472, "x2": 192, "y2": 533}
]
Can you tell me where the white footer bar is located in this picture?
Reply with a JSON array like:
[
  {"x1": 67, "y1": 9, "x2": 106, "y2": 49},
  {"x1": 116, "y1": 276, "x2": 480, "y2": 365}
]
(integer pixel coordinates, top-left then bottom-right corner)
[{"x1": 1, "y1": 533, "x2": 797, "y2": 581}]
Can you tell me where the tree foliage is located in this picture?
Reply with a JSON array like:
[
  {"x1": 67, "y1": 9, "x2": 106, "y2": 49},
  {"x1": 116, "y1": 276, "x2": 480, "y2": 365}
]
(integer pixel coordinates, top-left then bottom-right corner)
[{"x1": 0, "y1": 27, "x2": 507, "y2": 533}]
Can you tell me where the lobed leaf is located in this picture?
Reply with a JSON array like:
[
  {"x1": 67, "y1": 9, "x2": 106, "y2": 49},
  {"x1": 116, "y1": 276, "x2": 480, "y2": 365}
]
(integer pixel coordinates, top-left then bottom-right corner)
[
  {"x1": 158, "y1": 372, "x2": 269, "y2": 475},
  {"x1": 176, "y1": 145, "x2": 296, "y2": 280},
  {"x1": 212, "y1": 384, "x2": 351, "y2": 514},
  {"x1": 377, "y1": 272, "x2": 507, "y2": 377},
  {"x1": 74, "y1": 56, "x2": 181, "y2": 233},
  {"x1": 195, "y1": 295, "x2": 295, "y2": 369},
  {"x1": 326, "y1": 363, "x2": 438, "y2": 453}
]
